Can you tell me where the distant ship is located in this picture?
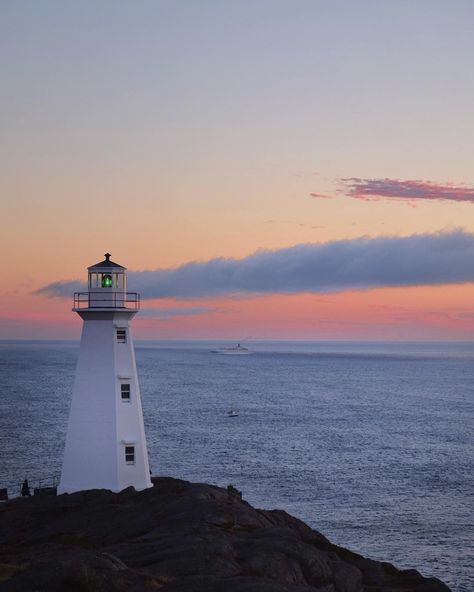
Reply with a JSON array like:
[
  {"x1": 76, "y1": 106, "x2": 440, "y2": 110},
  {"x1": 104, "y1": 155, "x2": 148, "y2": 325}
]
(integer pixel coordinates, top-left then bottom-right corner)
[{"x1": 211, "y1": 343, "x2": 252, "y2": 355}]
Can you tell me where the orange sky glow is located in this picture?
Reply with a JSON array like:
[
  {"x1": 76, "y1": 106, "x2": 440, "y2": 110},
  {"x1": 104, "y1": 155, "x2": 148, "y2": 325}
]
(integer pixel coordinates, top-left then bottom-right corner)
[
  {"x1": 4, "y1": 284, "x2": 474, "y2": 341},
  {"x1": 2, "y1": 3, "x2": 474, "y2": 341}
]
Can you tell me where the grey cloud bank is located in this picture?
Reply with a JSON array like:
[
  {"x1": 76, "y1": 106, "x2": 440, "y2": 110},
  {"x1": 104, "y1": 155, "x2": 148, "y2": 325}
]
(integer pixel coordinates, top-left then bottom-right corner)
[{"x1": 37, "y1": 231, "x2": 474, "y2": 300}]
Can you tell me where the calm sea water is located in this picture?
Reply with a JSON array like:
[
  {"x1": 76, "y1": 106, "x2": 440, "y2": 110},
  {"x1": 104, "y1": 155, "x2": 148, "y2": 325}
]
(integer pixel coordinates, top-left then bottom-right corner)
[{"x1": 0, "y1": 340, "x2": 472, "y2": 591}]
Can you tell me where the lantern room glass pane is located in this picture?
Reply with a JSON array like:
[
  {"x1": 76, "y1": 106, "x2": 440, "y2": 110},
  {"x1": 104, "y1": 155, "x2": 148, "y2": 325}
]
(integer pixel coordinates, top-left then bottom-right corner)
[
  {"x1": 116, "y1": 273, "x2": 124, "y2": 289},
  {"x1": 89, "y1": 273, "x2": 99, "y2": 288}
]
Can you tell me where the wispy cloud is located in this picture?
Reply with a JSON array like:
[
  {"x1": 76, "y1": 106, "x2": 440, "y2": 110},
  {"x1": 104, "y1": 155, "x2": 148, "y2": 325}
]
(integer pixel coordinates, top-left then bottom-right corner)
[
  {"x1": 37, "y1": 230, "x2": 474, "y2": 300},
  {"x1": 265, "y1": 218, "x2": 325, "y2": 229},
  {"x1": 455, "y1": 311, "x2": 474, "y2": 321},
  {"x1": 139, "y1": 306, "x2": 215, "y2": 319},
  {"x1": 36, "y1": 280, "x2": 86, "y2": 297},
  {"x1": 340, "y1": 178, "x2": 474, "y2": 204},
  {"x1": 309, "y1": 192, "x2": 333, "y2": 199}
]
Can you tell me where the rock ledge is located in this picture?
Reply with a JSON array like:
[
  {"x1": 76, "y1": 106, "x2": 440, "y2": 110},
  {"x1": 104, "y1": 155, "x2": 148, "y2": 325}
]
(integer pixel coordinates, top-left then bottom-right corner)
[{"x1": 0, "y1": 477, "x2": 451, "y2": 591}]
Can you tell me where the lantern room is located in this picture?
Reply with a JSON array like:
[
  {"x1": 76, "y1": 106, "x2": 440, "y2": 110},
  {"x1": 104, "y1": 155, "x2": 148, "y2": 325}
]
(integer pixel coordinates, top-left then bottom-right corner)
[
  {"x1": 88, "y1": 253, "x2": 127, "y2": 292},
  {"x1": 73, "y1": 253, "x2": 139, "y2": 310}
]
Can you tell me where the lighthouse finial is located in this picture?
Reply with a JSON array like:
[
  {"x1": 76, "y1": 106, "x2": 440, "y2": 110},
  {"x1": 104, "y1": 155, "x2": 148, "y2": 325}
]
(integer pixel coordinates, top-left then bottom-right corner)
[{"x1": 105, "y1": 253, "x2": 111, "y2": 261}]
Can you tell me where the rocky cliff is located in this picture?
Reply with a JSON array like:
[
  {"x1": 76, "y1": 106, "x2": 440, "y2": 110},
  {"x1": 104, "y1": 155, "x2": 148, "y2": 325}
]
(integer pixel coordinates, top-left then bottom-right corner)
[{"x1": 0, "y1": 477, "x2": 451, "y2": 591}]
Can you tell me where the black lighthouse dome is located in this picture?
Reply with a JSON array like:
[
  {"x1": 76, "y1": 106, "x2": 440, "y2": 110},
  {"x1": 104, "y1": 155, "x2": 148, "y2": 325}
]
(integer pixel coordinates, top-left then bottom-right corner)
[{"x1": 88, "y1": 253, "x2": 126, "y2": 270}]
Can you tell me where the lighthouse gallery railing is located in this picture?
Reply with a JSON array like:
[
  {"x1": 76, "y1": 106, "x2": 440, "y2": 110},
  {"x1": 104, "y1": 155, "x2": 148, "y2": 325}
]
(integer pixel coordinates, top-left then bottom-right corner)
[{"x1": 74, "y1": 292, "x2": 140, "y2": 310}]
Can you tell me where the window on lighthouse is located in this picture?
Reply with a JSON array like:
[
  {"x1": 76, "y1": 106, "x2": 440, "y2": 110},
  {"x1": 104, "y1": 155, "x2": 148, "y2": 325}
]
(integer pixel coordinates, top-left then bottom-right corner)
[
  {"x1": 121, "y1": 384, "x2": 131, "y2": 402},
  {"x1": 101, "y1": 274, "x2": 113, "y2": 288},
  {"x1": 125, "y1": 446, "x2": 135, "y2": 464},
  {"x1": 116, "y1": 329, "x2": 127, "y2": 343}
]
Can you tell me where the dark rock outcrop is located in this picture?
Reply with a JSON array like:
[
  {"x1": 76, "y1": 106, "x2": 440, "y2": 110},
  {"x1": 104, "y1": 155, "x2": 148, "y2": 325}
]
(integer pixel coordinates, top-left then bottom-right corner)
[{"x1": 0, "y1": 477, "x2": 451, "y2": 591}]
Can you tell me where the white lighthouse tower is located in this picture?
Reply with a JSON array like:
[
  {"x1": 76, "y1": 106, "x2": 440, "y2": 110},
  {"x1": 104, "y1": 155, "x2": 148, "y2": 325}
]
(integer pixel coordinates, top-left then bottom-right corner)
[{"x1": 58, "y1": 253, "x2": 152, "y2": 494}]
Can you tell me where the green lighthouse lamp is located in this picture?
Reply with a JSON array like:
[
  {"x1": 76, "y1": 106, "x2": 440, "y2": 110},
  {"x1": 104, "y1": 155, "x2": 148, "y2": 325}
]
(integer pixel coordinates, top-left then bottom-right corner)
[{"x1": 101, "y1": 273, "x2": 113, "y2": 288}]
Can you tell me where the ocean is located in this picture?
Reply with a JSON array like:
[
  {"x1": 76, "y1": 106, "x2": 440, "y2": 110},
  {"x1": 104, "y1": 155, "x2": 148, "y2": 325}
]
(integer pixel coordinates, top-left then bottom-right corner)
[{"x1": 0, "y1": 339, "x2": 472, "y2": 591}]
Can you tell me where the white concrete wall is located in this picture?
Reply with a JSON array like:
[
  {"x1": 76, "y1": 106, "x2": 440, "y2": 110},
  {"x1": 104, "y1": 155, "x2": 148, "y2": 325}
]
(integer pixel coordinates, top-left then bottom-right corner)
[
  {"x1": 58, "y1": 310, "x2": 152, "y2": 493},
  {"x1": 115, "y1": 318, "x2": 151, "y2": 491}
]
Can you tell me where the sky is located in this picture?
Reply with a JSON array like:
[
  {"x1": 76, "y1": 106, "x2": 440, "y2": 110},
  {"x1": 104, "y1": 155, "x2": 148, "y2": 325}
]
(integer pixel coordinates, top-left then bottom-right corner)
[{"x1": 2, "y1": 0, "x2": 474, "y2": 340}]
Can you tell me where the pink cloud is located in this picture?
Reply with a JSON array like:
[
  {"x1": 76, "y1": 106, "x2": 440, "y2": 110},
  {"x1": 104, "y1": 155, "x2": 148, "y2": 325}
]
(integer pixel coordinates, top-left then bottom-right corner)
[{"x1": 340, "y1": 178, "x2": 474, "y2": 203}]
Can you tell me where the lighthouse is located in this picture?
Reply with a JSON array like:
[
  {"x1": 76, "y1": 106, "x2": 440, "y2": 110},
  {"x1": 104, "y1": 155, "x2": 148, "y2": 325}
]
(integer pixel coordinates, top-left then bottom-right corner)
[{"x1": 58, "y1": 254, "x2": 152, "y2": 494}]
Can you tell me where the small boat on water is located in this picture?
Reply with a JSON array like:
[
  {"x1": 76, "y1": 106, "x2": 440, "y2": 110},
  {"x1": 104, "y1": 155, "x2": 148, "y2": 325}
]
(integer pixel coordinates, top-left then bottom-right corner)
[
  {"x1": 227, "y1": 409, "x2": 239, "y2": 418},
  {"x1": 212, "y1": 343, "x2": 252, "y2": 355}
]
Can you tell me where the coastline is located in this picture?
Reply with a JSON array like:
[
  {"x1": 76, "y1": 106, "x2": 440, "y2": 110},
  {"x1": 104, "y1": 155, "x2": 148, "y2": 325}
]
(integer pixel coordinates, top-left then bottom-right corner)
[{"x1": 0, "y1": 477, "x2": 452, "y2": 592}]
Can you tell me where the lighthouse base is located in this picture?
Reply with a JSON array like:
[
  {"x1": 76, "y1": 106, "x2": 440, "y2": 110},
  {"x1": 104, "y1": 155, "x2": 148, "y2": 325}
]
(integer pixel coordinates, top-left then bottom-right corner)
[{"x1": 58, "y1": 482, "x2": 153, "y2": 495}]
